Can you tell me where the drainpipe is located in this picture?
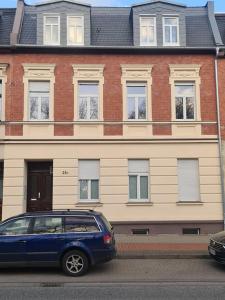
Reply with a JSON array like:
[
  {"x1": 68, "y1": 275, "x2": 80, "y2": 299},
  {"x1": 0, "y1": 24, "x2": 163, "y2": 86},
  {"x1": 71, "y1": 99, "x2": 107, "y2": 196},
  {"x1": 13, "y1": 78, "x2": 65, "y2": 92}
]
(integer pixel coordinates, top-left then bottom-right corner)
[{"x1": 215, "y1": 47, "x2": 225, "y2": 229}]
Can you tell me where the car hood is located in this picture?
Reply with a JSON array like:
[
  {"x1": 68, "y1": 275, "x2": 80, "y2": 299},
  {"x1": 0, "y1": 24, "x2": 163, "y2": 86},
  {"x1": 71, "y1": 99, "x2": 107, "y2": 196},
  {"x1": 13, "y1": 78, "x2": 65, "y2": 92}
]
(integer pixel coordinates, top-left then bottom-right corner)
[{"x1": 211, "y1": 231, "x2": 225, "y2": 243}]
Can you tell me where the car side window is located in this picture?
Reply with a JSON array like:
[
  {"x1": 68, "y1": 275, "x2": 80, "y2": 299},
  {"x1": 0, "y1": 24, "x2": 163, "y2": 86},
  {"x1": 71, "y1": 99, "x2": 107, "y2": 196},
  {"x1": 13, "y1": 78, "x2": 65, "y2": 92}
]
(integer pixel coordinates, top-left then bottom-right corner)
[
  {"x1": 65, "y1": 216, "x2": 100, "y2": 233},
  {"x1": 32, "y1": 217, "x2": 63, "y2": 234},
  {"x1": 0, "y1": 218, "x2": 30, "y2": 236}
]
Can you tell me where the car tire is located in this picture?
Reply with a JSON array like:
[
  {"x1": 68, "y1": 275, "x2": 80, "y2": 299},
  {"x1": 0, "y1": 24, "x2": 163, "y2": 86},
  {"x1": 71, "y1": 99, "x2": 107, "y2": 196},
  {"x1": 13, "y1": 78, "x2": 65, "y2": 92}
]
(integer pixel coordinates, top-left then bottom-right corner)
[{"x1": 62, "y1": 250, "x2": 89, "y2": 277}]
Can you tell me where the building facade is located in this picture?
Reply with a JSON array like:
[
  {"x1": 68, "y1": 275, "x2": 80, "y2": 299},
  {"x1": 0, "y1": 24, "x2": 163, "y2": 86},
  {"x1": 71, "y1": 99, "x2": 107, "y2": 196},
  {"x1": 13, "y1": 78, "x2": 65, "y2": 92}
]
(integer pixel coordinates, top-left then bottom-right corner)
[{"x1": 0, "y1": 0, "x2": 224, "y2": 234}]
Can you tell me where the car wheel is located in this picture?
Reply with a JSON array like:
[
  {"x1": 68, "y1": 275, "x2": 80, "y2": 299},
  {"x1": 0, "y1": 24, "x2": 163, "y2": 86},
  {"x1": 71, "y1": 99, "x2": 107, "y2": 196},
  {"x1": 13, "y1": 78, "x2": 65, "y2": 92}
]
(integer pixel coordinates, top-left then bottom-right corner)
[{"x1": 62, "y1": 250, "x2": 89, "y2": 277}]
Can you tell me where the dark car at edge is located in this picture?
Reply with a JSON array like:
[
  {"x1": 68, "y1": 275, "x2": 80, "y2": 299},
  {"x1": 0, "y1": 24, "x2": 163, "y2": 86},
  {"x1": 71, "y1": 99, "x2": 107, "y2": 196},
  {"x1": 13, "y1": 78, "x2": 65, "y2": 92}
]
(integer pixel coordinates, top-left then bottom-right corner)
[
  {"x1": 208, "y1": 231, "x2": 225, "y2": 264},
  {"x1": 0, "y1": 210, "x2": 116, "y2": 276}
]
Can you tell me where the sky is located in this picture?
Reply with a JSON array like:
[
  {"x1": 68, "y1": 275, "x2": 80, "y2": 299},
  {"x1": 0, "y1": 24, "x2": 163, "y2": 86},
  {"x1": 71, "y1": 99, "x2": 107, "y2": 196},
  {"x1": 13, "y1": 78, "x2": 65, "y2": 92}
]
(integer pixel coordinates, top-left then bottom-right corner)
[{"x1": 1, "y1": 0, "x2": 225, "y2": 11}]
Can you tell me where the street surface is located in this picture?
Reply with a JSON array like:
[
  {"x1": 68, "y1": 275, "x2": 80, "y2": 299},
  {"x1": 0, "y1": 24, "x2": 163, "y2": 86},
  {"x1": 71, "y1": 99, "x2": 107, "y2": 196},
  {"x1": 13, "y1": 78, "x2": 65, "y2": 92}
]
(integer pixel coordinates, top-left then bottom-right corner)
[{"x1": 0, "y1": 259, "x2": 225, "y2": 299}]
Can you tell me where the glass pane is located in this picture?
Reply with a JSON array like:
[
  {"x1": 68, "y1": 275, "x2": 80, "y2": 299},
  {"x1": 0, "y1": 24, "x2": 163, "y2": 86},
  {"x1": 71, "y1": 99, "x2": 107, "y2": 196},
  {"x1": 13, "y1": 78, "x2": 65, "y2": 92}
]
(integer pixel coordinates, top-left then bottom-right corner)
[
  {"x1": 127, "y1": 86, "x2": 146, "y2": 95},
  {"x1": 141, "y1": 17, "x2": 154, "y2": 26},
  {"x1": 65, "y1": 216, "x2": 100, "y2": 233},
  {"x1": 165, "y1": 18, "x2": 177, "y2": 25},
  {"x1": 90, "y1": 97, "x2": 98, "y2": 120},
  {"x1": 80, "y1": 180, "x2": 88, "y2": 199},
  {"x1": 140, "y1": 176, "x2": 148, "y2": 199},
  {"x1": 41, "y1": 96, "x2": 49, "y2": 120},
  {"x1": 46, "y1": 17, "x2": 58, "y2": 25},
  {"x1": 165, "y1": 26, "x2": 170, "y2": 43},
  {"x1": 68, "y1": 26, "x2": 75, "y2": 44},
  {"x1": 128, "y1": 97, "x2": 135, "y2": 119},
  {"x1": 175, "y1": 85, "x2": 194, "y2": 96},
  {"x1": 141, "y1": 27, "x2": 148, "y2": 44},
  {"x1": 0, "y1": 218, "x2": 30, "y2": 236},
  {"x1": 76, "y1": 26, "x2": 83, "y2": 44},
  {"x1": 52, "y1": 25, "x2": 59, "y2": 43},
  {"x1": 45, "y1": 25, "x2": 51, "y2": 43},
  {"x1": 30, "y1": 96, "x2": 38, "y2": 120},
  {"x1": 69, "y1": 17, "x2": 83, "y2": 27},
  {"x1": 91, "y1": 180, "x2": 99, "y2": 199},
  {"x1": 176, "y1": 97, "x2": 184, "y2": 119},
  {"x1": 33, "y1": 217, "x2": 62, "y2": 234},
  {"x1": 79, "y1": 84, "x2": 98, "y2": 95},
  {"x1": 129, "y1": 175, "x2": 137, "y2": 199},
  {"x1": 0, "y1": 81, "x2": 2, "y2": 94},
  {"x1": 186, "y1": 97, "x2": 195, "y2": 119},
  {"x1": 138, "y1": 97, "x2": 146, "y2": 119},
  {"x1": 79, "y1": 97, "x2": 87, "y2": 119},
  {"x1": 172, "y1": 26, "x2": 178, "y2": 43},
  {"x1": 148, "y1": 27, "x2": 154, "y2": 43}
]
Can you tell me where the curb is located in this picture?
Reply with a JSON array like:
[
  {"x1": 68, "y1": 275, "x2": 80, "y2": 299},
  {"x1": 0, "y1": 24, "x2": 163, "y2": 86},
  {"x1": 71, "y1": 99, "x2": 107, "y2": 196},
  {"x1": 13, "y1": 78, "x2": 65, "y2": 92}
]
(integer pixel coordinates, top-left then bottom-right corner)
[{"x1": 116, "y1": 253, "x2": 210, "y2": 259}]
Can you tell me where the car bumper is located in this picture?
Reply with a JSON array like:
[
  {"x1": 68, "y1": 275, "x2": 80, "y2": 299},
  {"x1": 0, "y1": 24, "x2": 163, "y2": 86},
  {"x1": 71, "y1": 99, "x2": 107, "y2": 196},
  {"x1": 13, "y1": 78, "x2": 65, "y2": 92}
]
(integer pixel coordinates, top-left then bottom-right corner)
[
  {"x1": 208, "y1": 246, "x2": 225, "y2": 264},
  {"x1": 92, "y1": 247, "x2": 117, "y2": 265}
]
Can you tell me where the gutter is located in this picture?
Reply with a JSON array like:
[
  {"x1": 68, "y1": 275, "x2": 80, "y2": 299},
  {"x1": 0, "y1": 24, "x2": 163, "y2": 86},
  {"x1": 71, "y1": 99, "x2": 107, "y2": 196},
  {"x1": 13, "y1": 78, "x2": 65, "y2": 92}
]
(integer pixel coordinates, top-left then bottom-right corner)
[{"x1": 214, "y1": 47, "x2": 225, "y2": 229}]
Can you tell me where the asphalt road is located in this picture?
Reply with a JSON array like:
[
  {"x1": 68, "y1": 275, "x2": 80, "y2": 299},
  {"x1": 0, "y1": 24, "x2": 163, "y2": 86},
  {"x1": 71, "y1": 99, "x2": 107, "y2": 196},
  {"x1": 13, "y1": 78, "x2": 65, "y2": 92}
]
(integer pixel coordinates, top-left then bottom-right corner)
[{"x1": 0, "y1": 259, "x2": 225, "y2": 299}]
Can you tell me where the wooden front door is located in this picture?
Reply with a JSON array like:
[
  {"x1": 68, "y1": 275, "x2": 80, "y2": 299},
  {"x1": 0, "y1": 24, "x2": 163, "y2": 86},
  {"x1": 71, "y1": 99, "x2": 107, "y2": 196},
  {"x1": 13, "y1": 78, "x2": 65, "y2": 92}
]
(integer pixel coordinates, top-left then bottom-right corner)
[{"x1": 27, "y1": 162, "x2": 53, "y2": 212}]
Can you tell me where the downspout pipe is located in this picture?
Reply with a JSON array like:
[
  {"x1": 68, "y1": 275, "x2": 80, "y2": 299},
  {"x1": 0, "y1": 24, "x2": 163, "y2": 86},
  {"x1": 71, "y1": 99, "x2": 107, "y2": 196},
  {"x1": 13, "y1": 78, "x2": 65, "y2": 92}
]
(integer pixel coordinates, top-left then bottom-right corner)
[{"x1": 215, "y1": 47, "x2": 225, "y2": 229}]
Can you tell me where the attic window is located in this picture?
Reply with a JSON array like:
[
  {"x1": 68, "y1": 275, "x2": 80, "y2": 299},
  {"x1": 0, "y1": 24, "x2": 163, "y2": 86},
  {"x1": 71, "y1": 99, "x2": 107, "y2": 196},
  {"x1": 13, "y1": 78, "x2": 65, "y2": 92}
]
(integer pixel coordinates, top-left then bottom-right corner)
[
  {"x1": 44, "y1": 15, "x2": 60, "y2": 45},
  {"x1": 67, "y1": 16, "x2": 84, "y2": 46},
  {"x1": 140, "y1": 16, "x2": 157, "y2": 46},
  {"x1": 163, "y1": 17, "x2": 179, "y2": 46}
]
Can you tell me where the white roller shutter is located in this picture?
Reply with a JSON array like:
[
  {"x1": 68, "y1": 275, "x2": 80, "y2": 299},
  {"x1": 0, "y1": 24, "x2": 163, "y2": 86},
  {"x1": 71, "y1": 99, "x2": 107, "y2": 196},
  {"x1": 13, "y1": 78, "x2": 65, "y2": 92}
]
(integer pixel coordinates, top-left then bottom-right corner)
[
  {"x1": 128, "y1": 160, "x2": 149, "y2": 173},
  {"x1": 29, "y1": 81, "x2": 50, "y2": 92},
  {"x1": 178, "y1": 159, "x2": 200, "y2": 202},
  {"x1": 79, "y1": 160, "x2": 99, "y2": 180}
]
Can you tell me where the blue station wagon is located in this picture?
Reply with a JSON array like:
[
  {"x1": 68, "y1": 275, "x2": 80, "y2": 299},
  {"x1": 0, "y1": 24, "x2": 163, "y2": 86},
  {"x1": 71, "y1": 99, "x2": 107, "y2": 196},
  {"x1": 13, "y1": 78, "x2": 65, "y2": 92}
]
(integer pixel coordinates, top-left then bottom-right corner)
[{"x1": 0, "y1": 210, "x2": 116, "y2": 276}]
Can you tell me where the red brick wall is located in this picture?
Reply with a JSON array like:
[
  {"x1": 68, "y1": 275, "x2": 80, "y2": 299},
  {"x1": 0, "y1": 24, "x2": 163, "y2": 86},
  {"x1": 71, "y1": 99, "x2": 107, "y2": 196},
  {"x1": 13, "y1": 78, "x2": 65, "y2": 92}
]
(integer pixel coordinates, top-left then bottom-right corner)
[{"x1": 1, "y1": 53, "x2": 217, "y2": 137}]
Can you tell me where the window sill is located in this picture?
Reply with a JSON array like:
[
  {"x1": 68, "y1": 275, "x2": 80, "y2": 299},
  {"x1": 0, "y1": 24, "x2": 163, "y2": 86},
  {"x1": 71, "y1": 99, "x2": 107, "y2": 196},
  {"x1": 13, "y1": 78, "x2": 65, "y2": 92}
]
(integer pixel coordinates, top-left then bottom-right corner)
[
  {"x1": 76, "y1": 202, "x2": 103, "y2": 207},
  {"x1": 176, "y1": 201, "x2": 203, "y2": 206},
  {"x1": 126, "y1": 202, "x2": 153, "y2": 206}
]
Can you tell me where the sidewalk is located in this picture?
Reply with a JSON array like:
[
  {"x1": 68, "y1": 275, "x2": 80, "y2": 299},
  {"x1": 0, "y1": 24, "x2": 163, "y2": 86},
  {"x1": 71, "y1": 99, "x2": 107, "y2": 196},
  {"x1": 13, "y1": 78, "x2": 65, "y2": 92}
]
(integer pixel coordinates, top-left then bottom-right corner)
[{"x1": 115, "y1": 234, "x2": 210, "y2": 259}]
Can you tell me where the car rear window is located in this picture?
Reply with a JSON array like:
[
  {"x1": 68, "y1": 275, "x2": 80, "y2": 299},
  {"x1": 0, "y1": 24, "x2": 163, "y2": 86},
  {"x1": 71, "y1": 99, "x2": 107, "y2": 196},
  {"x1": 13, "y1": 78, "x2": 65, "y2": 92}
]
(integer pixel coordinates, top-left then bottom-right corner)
[{"x1": 64, "y1": 216, "x2": 100, "y2": 233}]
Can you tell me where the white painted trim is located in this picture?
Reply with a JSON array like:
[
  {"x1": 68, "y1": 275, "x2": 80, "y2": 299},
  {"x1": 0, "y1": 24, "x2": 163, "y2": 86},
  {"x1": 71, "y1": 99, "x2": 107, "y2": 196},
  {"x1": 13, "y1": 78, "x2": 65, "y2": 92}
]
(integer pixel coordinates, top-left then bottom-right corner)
[
  {"x1": 43, "y1": 15, "x2": 60, "y2": 46},
  {"x1": 67, "y1": 15, "x2": 84, "y2": 46},
  {"x1": 163, "y1": 16, "x2": 180, "y2": 47},
  {"x1": 0, "y1": 64, "x2": 8, "y2": 122},
  {"x1": 140, "y1": 16, "x2": 157, "y2": 46}
]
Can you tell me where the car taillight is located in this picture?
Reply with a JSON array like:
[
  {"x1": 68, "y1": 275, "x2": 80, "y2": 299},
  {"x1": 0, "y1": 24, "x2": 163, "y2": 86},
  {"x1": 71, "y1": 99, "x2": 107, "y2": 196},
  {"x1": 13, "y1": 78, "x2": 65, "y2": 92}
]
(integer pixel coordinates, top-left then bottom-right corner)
[{"x1": 103, "y1": 234, "x2": 112, "y2": 245}]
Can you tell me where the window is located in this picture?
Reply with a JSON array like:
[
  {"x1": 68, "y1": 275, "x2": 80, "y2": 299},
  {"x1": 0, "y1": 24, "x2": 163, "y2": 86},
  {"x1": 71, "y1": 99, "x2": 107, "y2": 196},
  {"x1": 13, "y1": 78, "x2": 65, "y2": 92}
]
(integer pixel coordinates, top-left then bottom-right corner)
[
  {"x1": 79, "y1": 160, "x2": 100, "y2": 201},
  {"x1": 127, "y1": 83, "x2": 147, "y2": 120},
  {"x1": 128, "y1": 160, "x2": 149, "y2": 201},
  {"x1": 175, "y1": 83, "x2": 195, "y2": 120},
  {"x1": 140, "y1": 16, "x2": 156, "y2": 46},
  {"x1": 0, "y1": 218, "x2": 30, "y2": 236},
  {"x1": 78, "y1": 82, "x2": 99, "y2": 120},
  {"x1": 0, "y1": 80, "x2": 2, "y2": 120},
  {"x1": 178, "y1": 159, "x2": 200, "y2": 202},
  {"x1": 163, "y1": 17, "x2": 179, "y2": 46},
  {"x1": 0, "y1": 163, "x2": 3, "y2": 201},
  {"x1": 29, "y1": 81, "x2": 50, "y2": 121},
  {"x1": 65, "y1": 216, "x2": 100, "y2": 233},
  {"x1": 44, "y1": 15, "x2": 60, "y2": 45},
  {"x1": 67, "y1": 16, "x2": 84, "y2": 45},
  {"x1": 32, "y1": 217, "x2": 63, "y2": 234}
]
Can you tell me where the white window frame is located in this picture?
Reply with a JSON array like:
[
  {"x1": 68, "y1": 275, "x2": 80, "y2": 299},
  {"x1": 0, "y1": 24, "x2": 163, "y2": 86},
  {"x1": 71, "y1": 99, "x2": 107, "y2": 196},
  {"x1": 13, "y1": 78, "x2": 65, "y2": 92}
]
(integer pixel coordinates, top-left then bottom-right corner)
[
  {"x1": 140, "y1": 16, "x2": 157, "y2": 46},
  {"x1": 0, "y1": 80, "x2": 3, "y2": 121},
  {"x1": 175, "y1": 82, "x2": 196, "y2": 121},
  {"x1": 126, "y1": 82, "x2": 147, "y2": 121},
  {"x1": 28, "y1": 83, "x2": 50, "y2": 121},
  {"x1": 0, "y1": 64, "x2": 8, "y2": 122},
  {"x1": 163, "y1": 16, "x2": 179, "y2": 46},
  {"x1": 79, "y1": 179, "x2": 99, "y2": 202},
  {"x1": 67, "y1": 15, "x2": 84, "y2": 46},
  {"x1": 78, "y1": 82, "x2": 99, "y2": 121},
  {"x1": 44, "y1": 15, "x2": 60, "y2": 45},
  {"x1": 129, "y1": 173, "x2": 149, "y2": 202}
]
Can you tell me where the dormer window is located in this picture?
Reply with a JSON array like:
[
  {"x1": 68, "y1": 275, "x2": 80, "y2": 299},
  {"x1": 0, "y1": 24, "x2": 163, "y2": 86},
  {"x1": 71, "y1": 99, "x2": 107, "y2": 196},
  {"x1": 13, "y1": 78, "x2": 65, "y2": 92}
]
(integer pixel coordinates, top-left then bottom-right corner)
[
  {"x1": 163, "y1": 17, "x2": 179, "y2": 46},
  {"x1": 44, "y1": 15, "x2": 60, "y2": 45},
  {"x1": 140, "y1": 16, "x2": 156, "y2": 46},
  {"x1": 67, "y1": 16, "x2": 84, "y2": 45}
]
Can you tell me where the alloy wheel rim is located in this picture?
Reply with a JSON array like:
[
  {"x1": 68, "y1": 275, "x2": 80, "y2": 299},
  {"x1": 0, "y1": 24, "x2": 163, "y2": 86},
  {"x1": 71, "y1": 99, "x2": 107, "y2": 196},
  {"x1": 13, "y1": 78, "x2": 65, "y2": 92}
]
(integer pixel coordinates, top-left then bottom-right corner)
[{"x1": 66, "y1": 254, "x2": 84, "y2": 274}]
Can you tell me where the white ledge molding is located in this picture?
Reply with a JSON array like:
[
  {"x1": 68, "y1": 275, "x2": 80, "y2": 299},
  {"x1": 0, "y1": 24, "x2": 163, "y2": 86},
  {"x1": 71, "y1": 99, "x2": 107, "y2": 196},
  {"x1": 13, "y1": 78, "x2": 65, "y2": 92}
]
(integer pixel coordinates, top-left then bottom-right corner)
[
  {"x1": 22, "y1": 63, "x2": 56, "y2": 122},
  {"x1": 72, "y1": 65, "x2": 105, "y2": 126}
]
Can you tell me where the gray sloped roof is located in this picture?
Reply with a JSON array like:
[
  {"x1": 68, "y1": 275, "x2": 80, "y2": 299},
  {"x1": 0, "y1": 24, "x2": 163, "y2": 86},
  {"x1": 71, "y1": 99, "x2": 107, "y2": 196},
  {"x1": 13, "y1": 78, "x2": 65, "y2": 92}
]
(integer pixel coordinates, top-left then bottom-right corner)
[
  {"x1": 0, "y1": 9, "x2": 16, "y2": 45},
  {"x1": 91, "y1": 8, "x2": 133, "y2": 46},
  {"x1": 20, "y1": 13, "x2": 37, "y2": 44},
  {"x1": 216, "y1": 14, "x2": 225, "y2": 45},
  {"x1": 186, "y1": 14, "x2": 215, "y2": 47}
]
